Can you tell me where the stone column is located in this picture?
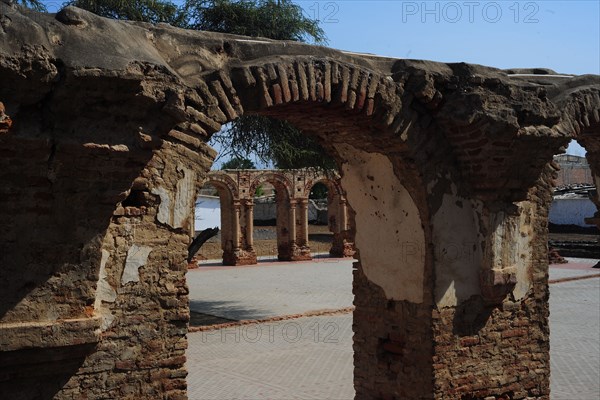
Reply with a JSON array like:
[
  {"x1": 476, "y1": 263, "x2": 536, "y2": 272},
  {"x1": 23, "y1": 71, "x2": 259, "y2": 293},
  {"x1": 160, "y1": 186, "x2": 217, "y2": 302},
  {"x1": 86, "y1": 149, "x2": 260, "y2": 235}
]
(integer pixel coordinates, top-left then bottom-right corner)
[
  {"x1": 244, "y1": 200, "x2": 254, "y2": 250},
  {"x1": 339, "y1": 199, "x2": 348, "y2": 232},
  {"x1": 584, "y1": 173, "x2": 600, "y2": 268},
  {"x1": 288, "y1": 200, "x2": 297, "y2": 246},
  {"x1": 298, "y1": 199, "x2": 309, "y2": 246},
  {"x1": 232, "y1": 202, "x2": 241, "y2": 251}
]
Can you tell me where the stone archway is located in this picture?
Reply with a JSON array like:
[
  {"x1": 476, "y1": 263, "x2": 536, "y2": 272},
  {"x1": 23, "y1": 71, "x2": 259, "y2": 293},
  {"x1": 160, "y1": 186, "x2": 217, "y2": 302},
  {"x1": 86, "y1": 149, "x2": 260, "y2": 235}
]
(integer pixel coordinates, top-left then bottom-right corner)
[
  {"x1": 304, "y1": 175, "x2": 353, "y2": 257},
  {"x1": 552, "y1": 81, "x2": 600, "y2": 246},
  {"x1": 201, "y1": 176, "x2": 251, "y2": 265},
  {"x1": 247, "y1": 171, "x2": 302, "y2": 261},
  {"x1": 206, "y1": 169, "x2": 350, "y2": 263},
  {"x1": 1, "y1": 6, "x2": 599, "y2": 400}
]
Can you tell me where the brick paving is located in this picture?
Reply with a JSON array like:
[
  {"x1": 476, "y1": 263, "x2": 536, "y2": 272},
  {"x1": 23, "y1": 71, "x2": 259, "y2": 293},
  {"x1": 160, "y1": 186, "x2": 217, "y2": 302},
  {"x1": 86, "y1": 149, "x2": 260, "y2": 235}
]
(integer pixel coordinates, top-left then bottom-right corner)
[
  {"x1": 187, "y1": 315, "x2": 354, "y2": 400},
  {"x1": 186, "y1": 258, "x2": 600, "y2": 399},
  {"x1": 186, "y1": 258, "x2": 354, "y2": 321},
  {"x1": 550, "y1": 277, "x2": 600, "y2": 400}
]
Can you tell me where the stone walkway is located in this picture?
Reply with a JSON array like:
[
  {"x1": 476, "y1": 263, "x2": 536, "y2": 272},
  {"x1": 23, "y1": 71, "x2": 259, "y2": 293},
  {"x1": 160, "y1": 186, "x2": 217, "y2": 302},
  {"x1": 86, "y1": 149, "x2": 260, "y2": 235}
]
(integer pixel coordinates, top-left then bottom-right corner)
[
  {"x1": 187, "y1": 314, "x2": 354, "y2": 400},
  {"x1": 550, "y1": 266, "x2": 600, "y2": 400},
  {"x1": 186, "y1": 257, "x2": 600, "y2": 399},
  {"x1": 187, "y1": 257, "x2": 354, "y2": 321}
]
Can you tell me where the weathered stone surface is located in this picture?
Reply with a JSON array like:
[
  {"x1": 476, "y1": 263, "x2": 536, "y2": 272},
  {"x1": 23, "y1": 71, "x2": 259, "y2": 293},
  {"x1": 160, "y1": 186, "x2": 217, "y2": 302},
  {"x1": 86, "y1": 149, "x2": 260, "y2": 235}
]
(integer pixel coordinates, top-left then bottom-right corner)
[
  {"x1": 0, "y1": 101, "x2": 11, "y2": 133},
  {"x1": 121, "y1": 244, "x2": 153, "y2": 285},
  {"x1": 0, "y1": 4, "x2": 599, "y2": 400}
]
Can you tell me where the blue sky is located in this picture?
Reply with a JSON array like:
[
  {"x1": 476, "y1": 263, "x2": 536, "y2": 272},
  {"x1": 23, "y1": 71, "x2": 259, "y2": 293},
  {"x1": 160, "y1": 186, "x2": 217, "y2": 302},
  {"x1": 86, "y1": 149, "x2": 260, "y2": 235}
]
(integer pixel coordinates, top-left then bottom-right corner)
[
  {"x1": 302, "y1": 1, "x2": 599, "y2": 75},
  {"x1": 298, "y1": 0, "x2": 599, "y2": 158}
]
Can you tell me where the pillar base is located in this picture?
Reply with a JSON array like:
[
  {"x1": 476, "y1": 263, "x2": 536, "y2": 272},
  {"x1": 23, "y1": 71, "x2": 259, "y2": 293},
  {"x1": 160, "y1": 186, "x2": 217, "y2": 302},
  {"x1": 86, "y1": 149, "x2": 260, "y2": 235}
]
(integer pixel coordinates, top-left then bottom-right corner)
[
  {"x1": 277, "y1": 244, "x2": 312, "y2": 261},
  {"x1": 222, "y1": 249, "x2": 257, "y2": 266},
  {"x1": 330, "y1": 232, "x2": 356, "y2": 258}
]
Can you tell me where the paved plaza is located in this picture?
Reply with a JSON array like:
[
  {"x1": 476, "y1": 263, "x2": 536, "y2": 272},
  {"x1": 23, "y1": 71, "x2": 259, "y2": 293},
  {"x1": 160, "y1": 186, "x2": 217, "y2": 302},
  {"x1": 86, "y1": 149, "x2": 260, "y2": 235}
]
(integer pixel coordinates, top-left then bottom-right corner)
[
  {"x1": 187, "y1": 257, "x2": 354, "y2": 321},
  {"x1": 186, "y1": 258, "x2": 600, "y2": 400}
]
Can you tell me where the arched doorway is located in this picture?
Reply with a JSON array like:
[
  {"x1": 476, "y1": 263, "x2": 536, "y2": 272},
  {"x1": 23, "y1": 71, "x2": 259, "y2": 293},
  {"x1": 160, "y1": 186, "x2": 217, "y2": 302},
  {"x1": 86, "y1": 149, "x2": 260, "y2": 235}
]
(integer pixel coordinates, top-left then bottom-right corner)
[{"x1": 307, "y1": 177, "x2": 354, "y2": 258}]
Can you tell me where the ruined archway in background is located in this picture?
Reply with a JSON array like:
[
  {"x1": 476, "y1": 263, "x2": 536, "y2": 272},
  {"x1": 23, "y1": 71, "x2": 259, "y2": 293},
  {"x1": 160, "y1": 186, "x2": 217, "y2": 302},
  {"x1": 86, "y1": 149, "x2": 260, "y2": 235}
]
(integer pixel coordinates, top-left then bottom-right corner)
[
  {"x1": 1, "y1": 6, "x2": 599, "y2": 400},
  {"x1": 202, "y1": 177, "x2": 241, "y2": 265},
  {"x1": 306, "y1": 177, "x2": 354, "y2": 257},
  {"x1": 248, "y1": 171, "x2": 302, "y2": 261}
]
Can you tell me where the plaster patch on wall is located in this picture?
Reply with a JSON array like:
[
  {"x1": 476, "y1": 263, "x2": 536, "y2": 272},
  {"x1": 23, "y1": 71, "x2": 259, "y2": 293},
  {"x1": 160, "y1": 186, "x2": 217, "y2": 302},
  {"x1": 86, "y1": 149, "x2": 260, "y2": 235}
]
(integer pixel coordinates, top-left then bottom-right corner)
[
  {"x1": 513, "y1": 202, "x2": 534, "y2": 300},
  {"x1": 122, "y1": 245, "x2": 153, "y2": 285},
  {"x1": 94, "y1": 249, "x2": 117, "y2": 331},
  {"x1": 95, "y1": 249, "x2": 117, "y2": 305},
  {"x1": 174, "y1": 164, "x2": 196, "y2": 229},
  {"x1": 150, "y1": 165, "x2": 195, "y2": 229},
  {"x1": 151, "y1": 186, "x2": 171, "y2": 226},
  {"x1": 433, "y1": 192, "x2": 482, "y2": 307},
  {"x1": 336, "y1": 144, "x2": 425, "y2": 303},
  {"x1": 484, "y1": 206, "x2": 533, "y2": 301}
]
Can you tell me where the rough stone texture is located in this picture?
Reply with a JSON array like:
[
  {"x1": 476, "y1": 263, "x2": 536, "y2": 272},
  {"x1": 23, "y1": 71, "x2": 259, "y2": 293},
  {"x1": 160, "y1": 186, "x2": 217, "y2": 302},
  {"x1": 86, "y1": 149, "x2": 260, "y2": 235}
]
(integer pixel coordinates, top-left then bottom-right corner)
[
  {"x1": 0, "y1": 4, "x2": 599, "y2": 400},
  {"x1": 431, "y1": 166, "x2": 556, "y2": 400},
  {"x1": 205, "y1": 169, "x2": 351, "y2": 264}
]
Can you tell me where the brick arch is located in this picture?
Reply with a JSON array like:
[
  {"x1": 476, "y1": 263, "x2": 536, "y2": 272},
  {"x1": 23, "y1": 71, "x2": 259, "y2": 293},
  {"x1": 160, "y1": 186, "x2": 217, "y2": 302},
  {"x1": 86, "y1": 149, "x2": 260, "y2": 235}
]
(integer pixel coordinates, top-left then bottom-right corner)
[
  {"x1": 305, "y1": 176, "x2": 344, "y2": 199},
  {"x1": 162, "y1": 56, "x2": 435, "y2": 268},
  {"x1": 248, "y1": 172, "x2": 294, "y2": 200},
  {"x1": 552, "y1": 82, "x2": 600, "y2": 175},
  {"x1": 202, "y1": 173, "x2": 240, "y2": 200},
  {"x1": 552, "y1": 82, "x2": 600, "y2": 232},
  {"x1": 163, "y1": 57, "x2": 413, "y2": 162}
]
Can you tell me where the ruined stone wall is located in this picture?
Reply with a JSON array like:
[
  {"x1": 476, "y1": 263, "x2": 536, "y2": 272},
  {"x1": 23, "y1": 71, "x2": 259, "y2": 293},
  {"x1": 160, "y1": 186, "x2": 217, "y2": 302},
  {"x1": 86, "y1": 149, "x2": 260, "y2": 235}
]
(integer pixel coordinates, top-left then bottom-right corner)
[
  {"x1": 1, "y1": 5, "x2": 599, "y2": 400},
  {"x1": 79, "y1": 143, "x2": 212, "y2": 400},
  {"x1": 353, "y1": 267, "x2": 435, "y2": 399},
  {"x1": 431, "y1": 167, "x2": 555, "y2": 400},
  {"x1": 339, "y1": 145, "x2": 436, "y2": 398}
]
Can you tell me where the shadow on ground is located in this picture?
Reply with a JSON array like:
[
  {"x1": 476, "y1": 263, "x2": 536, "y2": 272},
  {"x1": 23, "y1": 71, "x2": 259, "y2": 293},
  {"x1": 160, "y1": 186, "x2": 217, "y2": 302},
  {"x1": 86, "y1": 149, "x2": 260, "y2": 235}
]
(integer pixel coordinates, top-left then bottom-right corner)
[{"x1": 189, "y1": 299, "x2": 271, "y2": 323}]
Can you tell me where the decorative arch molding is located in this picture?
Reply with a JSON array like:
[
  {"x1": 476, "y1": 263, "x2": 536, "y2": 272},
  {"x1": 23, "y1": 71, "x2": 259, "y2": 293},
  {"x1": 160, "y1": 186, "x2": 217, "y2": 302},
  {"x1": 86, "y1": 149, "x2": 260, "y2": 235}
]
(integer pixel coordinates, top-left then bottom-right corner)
[
  {"x1": 202, "y1": 174, "x2": 240, "y2": 200},
  {"x1": 247, "y1": 172, "x2": 294, "y2": 200},
  {"x1": 305, "y1": 176, "x2": 344, "y2": 199}
]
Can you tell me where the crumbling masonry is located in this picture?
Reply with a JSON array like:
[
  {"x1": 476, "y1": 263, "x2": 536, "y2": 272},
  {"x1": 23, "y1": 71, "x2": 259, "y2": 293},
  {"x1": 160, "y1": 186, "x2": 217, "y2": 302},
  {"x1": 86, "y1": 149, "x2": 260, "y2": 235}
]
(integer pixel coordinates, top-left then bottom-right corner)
[{"x1": 0, "y1": 5, "x2": 599, "y2": 400}]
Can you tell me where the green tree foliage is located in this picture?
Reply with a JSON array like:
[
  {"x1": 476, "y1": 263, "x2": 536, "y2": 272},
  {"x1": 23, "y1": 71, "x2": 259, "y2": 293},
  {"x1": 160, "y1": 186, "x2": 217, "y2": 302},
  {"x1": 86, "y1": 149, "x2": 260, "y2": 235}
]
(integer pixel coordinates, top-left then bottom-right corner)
[
  {"x1": 64, "y1": 0, "x2": 185, "y2": 25},
  {"x1": 212, "y1": 116, "x2": 336, "y2": 170},
  {"x1": 309, "y1": 182, "x2": 328, "y2": 199},
  {"x1": 220, "y1": 156, "x2": 256, "y2": 169},
  {"x1": 16, "y1": 0, "x2": 47, "y2": 11},
  {"x1": 184, "y1": 0, "x2": 326, "y2": 43}
]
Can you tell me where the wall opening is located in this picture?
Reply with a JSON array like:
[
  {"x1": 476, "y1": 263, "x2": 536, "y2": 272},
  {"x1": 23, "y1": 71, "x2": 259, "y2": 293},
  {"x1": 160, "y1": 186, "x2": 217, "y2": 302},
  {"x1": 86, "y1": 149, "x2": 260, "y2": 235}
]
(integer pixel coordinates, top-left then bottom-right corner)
[
  {"x1": 185, "y1": 144, "x2": 359, "y2": 399},
  {"x1": 548, "y1": 139, "x2": 599, "y2": 261}
]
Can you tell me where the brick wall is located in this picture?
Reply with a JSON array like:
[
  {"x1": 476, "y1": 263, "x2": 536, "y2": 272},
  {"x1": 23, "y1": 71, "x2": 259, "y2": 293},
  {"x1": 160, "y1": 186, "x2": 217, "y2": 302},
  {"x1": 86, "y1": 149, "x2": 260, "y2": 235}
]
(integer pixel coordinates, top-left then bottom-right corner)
[{"x1": 431, "y1": 177, "x2": 553, "y2": 400}]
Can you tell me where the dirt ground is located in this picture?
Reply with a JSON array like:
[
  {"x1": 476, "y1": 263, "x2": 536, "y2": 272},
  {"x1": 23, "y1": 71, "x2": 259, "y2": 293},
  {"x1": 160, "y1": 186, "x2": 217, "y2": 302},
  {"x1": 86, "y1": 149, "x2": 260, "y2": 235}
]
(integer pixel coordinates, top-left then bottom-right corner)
[
  {"x1": 197, "y1": 225, "x2": 334, "y2": 260},
  {"x1": 197, "y1": 227, "x2": 598, "y2": 261},
  {"x1": 549, "y1": 233, "x2": 599, "y2": 242}
]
